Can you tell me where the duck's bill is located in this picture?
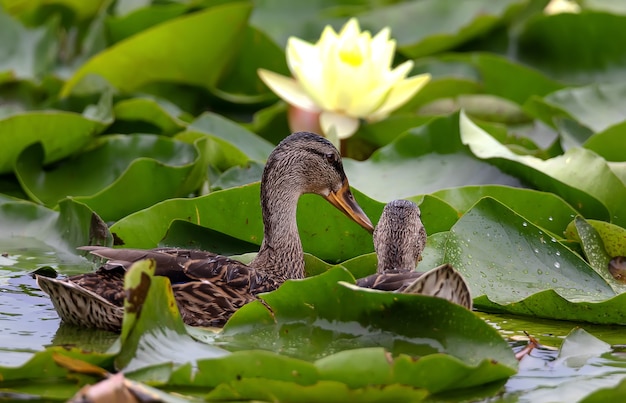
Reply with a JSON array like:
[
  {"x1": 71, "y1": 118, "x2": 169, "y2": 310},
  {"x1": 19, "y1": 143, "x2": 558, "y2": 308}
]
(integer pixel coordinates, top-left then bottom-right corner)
[{"x1": 325, "y1": 181, "x2": 374, "y2": 233}]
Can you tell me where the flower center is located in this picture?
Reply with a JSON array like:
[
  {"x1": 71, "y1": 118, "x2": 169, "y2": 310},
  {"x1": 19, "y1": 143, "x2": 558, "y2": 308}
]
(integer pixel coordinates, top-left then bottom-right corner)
[{"x1": 338, "y1": 41, "x2": 364, "y2": 67}]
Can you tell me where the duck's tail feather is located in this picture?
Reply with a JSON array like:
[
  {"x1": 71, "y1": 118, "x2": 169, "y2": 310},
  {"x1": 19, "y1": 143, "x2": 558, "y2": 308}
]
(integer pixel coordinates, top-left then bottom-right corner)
[
  {"x1": 36, "y1": 275, "x2": 123, "y2": 331},
  {"x1": 402, "y1": 263, "x2": 473, "y2": 310}
]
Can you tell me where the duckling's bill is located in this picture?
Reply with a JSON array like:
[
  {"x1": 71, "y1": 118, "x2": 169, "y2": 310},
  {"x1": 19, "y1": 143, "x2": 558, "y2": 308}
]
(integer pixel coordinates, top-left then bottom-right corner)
[{"x1": 324, "y1": 181, "x2": 374, "y2": 233}]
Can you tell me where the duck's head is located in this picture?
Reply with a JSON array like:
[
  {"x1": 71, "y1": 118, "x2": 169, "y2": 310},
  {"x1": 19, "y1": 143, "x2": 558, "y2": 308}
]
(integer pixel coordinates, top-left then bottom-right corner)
[
  {"x1": 374, "y1": 199, "x2": 427, "y2": 272},
  {"x1": 262, "y1": 131, "x2": 373, "y2": 232}
]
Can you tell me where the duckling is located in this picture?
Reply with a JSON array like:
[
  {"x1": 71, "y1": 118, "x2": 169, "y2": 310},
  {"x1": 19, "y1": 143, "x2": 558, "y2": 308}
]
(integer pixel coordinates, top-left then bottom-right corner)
[
  {"x1": 356, "y1": 199, "x2": 472, "y2": 309},
  {"x1": 37, "y1": 132, "x2": 374, "y2": 331}
]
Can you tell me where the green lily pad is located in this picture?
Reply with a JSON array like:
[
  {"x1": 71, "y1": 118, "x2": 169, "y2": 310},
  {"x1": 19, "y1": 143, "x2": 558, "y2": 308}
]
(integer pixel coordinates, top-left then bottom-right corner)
[
  {"x1": 112, "y1": 97, "x2": 188, "y2": 135},
  {"x1": 360, "y1": 0, "x2": 527, "y2": 58},
  {"x1": 516, "y1": 11, "x2": 626, "y2": 84},
  {"x1": 433, "y1": 197, "x2": 626, "y2": 324},
  {"x1": 110, "y1": 183, "x2": 383, "y2": 262},
  {"x1": 15, "y1": 134, "x2": 206, "y2": 222},
  {"x1": 582, "y1": 377, "x2": 626, "y2": 403},
  {"x1": 213, "y1": 25, "x2": 290, "y2": 103},
  {"x1": 106, "y1": 3, "x2": 189, "y2": 43},
  {"x1": 116, "y1": 259, "x2": 228, "y2": 373},
  {"x1": 0, "y1": 198, "x2": 111, "y2": 261},
  {"x1": 182, "y1": 112, "x2": 275, "y2": 168},
  {"x1": 0, "y1": 347, "x2": 113, "y2": 400},
  {"x1": 0, "y1": 111, "x2": 108, "y2": 174},
  {"x1": 432, "y1": 185, "x2": 579, "y2": 238},
  {"x1": 567, "y1": 217, "x2": 626, "y2": 259},
  {"x1": 460, "y1": 111, "x2": 626, "y2": 227},
  {"x1": 584, "y1": 121, "x2": 626, "y2": 161},
  {"x1": 219, "y1": 267, "x2": 516, "y2": 392},
  {"x1": 61, "y1": 3, "x2": 252, "y2": 96},
  {"x1": 206, "y1": 379, "x2": 428, "y2": 402},
  {"x1": 525, "y1": 82, "x2": 626, "y2": 133},
  {"x1": 344, "y1": 113, "x2": 522, "y2": 201},
  {"x1": 99, "y1": 261, "x2": 515, "y2": 398},
  {"x1": 565, "y1": 217, "x2": 625, "y2": 293},
  {"x1": 448, "y1": 197, "x2": 615, "y2": 303}
]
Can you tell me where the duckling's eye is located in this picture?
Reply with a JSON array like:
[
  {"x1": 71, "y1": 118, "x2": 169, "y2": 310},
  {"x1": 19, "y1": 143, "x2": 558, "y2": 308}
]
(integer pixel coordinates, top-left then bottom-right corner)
[{"x1": 325, "y1": 153, "x2": 336, "y2": 164}]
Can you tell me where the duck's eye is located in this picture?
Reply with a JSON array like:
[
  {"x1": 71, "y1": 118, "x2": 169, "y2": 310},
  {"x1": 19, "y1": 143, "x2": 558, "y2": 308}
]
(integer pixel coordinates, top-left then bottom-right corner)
[{"x1": 325, "y1": 153, "x2": 336, "y2": 163}]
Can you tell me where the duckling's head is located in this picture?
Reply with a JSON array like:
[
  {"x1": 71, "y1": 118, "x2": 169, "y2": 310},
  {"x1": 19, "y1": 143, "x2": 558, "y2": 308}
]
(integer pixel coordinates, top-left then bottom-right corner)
[
  {"x1": 262, "y1": 131, "x2": 373, "y2": 232},
  {"x1": 374, "y1": 199, "x2": 427, "y2": 273}
]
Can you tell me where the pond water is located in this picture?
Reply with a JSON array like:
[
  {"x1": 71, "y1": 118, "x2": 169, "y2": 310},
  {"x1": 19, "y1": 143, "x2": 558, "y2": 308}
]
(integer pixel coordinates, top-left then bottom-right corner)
[{"x1": 2, "y1": 240, "x2": 626, "y2": 401}]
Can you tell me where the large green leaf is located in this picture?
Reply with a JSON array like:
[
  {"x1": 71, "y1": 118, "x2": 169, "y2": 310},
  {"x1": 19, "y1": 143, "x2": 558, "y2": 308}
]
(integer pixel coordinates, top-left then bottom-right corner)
[
  {"x1": 0, "y1": 198, "x2": 111, "y2": 260},
  {"x1": 460, "y1": 111, "x2": 626, "y2": 227},
  {"x1": 360, "y1": 0, "x2": 528, "y2": 59},
  {"x1": 0, "y1": 111, "x2": 108, "y2": 174},
  {"x1": 61, "y1": 3, "x2": 252, "y2": 96},
  {"x1": 516, "y1": 11, "x2": 626, "y2": 84},
  {"x1": 220, "y1": 267, "x2": 516, "y2": 392},
  {"x1": 435, "y1": 197, "x2": 626, "y2": 324},
  {"x1": 112, "y1": 97, "x2": 188, "y2": 135},
  {"x1": 584, "y1": 120, "x2": 626, "y2": 161},
  {"x1": 213, "y1": 25, "x2": 290, "y2": 103},
  {"x1": 110, "y1": 183, "x2": 382, "y2": 262},
  {"x1": 15, "y1": 134, "x2": 206, "y2": 221},
  {"x1": 432, "y1": 185, "x2": 580, "y2": 238},
  {"x1": 184, "y1": 112, "x2": 275, "y2": 165},
  {"x1": 252, "y1": 0, "x2": 527, "y2": 58},
  {"x1": 0, "y1": 347, "x2": 113, "y2": 400},
  {"x1": 402, "y1": 53, "x2": 563, "y2": 117},
  {"x1": 116, "y1": 259, "x2": 228, "y2": 373},
  {"x1": 344, "y1": 113, "x2": 522, "y2": 201},
  {"x1": 525, "y1": 82, "x2": 626, "y2": 133}
]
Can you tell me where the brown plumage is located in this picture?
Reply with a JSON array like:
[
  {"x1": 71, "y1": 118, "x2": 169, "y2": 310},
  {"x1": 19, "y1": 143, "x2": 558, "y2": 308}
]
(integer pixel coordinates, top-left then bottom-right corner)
[
  {"x1": 37, "y1": 132, "x2": 374, "y2": 331},
  {"x1": 356, "y1": 199, "x2": 473, "y2": 309}
]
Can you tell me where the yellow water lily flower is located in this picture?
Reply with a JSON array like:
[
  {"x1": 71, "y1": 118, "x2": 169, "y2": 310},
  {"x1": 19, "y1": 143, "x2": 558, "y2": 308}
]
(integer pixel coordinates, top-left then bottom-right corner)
[{"x1": 258, "y1": 18, "x2": 431, "y2": 141}]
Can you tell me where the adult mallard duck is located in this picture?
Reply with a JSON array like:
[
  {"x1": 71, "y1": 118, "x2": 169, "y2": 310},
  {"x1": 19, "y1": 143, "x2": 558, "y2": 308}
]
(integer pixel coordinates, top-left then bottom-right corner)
[
  {"x1": 37, "y1": 131, "x2": 374, "y2": 331},
  {"x1": 356, "y1": 199, "x2": 472, "y2": 309}
]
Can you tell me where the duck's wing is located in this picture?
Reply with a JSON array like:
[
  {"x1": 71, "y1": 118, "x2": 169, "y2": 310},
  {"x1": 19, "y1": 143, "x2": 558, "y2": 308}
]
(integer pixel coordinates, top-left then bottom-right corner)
[
  {"x1": 355, "y1": 269, "x2": 423, "y2": 291},
  {"x1": 36, "y1": 272, "x2": 124, "y2": 331},
  {"x1": 172, "y1": 280, "x2": 258, "y2": 327},
  {"x1": 78, "y1": 246, "x2": 219, "y2": 283},
  {"x1": 183, "y1": 257, "x2": 280, "y2": 294},
  {"x1": 402, "y1": 263, "x2": 473, "y2": 309}
]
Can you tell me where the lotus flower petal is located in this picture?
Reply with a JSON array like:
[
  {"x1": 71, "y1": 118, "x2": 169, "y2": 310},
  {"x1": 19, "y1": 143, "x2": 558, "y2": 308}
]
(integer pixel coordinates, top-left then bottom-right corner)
[
  {"x1": 369, "y1": 73, "x2": 432, "y2": 121},
  {"x1": 258, "y1": 69, "x2": 319, "y2": 112},
  {"x1": 320, "y1": 111, "x2": 359, "y2": 140}
]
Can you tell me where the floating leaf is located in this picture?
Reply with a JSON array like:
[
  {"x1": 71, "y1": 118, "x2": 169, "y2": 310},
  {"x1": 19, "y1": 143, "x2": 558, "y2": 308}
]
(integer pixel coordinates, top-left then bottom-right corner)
[
  {"x1": 435, "y1": 197, "x2": 626, "y2": 324},
  {"x1": 0, "y1": 111, "x2": 108, "y2": 174},
  {"x1": 15, "y1": 135, "x2": 206, "y2": 221},
  {"x1": 112, "y1": 97, "x2": 188, "y2": 135},
  {"x1": 344, "y1": 113, "x2": 522, "y2": 202},
  {"x1": 433, "y1": 185, "x2": 579, "y2": 238},
  {"x1": 525, "y1": 82, "x2": 626, "y2": 132},
  {"x1": 219, "y1": 267, "x2": 516, "y2": 392},
  {"x1": 516, "y1": 12, "x2": 626, "y2": 84},
  {"x1": 460, "y1": 111, "x2": 626, "y2": 226},
  {"x1": 117, "y1": 259, "x2": 228, "y2": 373},
  {"x1": 61, "y1": 3, "x2": 252, "y2": 96}
]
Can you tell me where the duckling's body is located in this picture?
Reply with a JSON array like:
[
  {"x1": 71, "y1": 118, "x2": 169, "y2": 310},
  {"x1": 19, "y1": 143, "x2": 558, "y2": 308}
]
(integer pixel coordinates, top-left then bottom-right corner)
[
  {"x1": 356, "y1": 200, "x2": 472, "y2": 309},
  {"x1": 37, "y1": 132, "x2": 373, "y2": 331}
]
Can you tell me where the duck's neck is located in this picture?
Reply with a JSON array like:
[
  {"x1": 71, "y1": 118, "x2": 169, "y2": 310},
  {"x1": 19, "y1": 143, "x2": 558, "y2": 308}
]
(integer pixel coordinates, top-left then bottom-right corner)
[{"x1": 250, "y1": 183, "x2": 305, "y2": 282}]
